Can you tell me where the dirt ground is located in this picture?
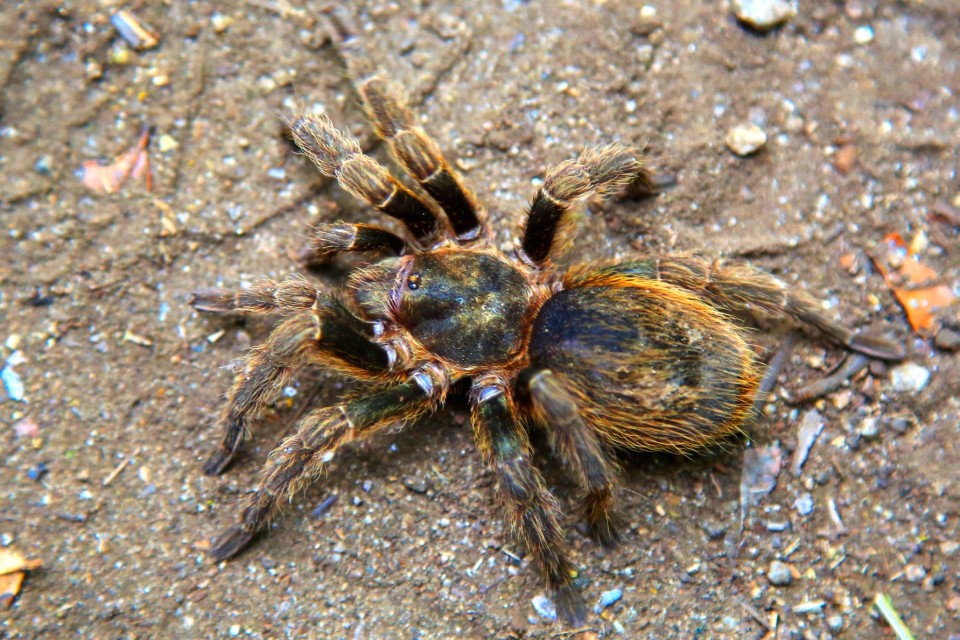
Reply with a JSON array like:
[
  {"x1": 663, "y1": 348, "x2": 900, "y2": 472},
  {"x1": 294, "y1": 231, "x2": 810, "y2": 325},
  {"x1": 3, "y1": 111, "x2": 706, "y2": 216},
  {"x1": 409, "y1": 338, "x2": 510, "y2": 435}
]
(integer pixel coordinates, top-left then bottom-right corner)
[{"x1": 2, "y1": 1, "x2": 959, "y2": 638}]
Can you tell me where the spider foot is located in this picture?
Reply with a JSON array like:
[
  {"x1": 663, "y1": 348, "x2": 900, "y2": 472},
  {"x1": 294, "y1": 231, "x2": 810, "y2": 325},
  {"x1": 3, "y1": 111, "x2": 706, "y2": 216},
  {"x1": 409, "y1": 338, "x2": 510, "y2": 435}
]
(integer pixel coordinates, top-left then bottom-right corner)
[
  {"x1": 848, "y1": 332, "x2": 905, "y2": 361},
  {"x1": 554, "y1": 583, "x2": 588, "y2": 627},
  {"x1": 203, "y1": 444, "x2": 237, "y2": 476},
  {"x1": 209, "y1": 524, "x2": 255, "y2": 561},
  {"x1": 581, "y1": 488, "x2": 623, "y2": 549},
  {"x1": 586, "y1": 511, "x2": 624, "y2": 550}
]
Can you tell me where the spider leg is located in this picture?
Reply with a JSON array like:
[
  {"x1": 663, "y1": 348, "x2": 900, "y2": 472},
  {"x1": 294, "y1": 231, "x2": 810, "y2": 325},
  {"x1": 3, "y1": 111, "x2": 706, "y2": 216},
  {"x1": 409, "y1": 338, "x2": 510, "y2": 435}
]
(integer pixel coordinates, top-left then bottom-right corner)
[
  {"x1": 202, "y1": 305, "x2": 398, "y2": 476},
  {"x1": 299, "y1": 222, "x2": 406, "y2": 266},
  {"x1": 289, "y1": 113, "x2": 443, "y2": 246},
  {"x1": 517, "y1": 368, "x2": 623, "y2": 548},
  {"x1": 318, "y1": 6, "x2": 485, "y2": 242},
  {"x1": 571, "y1": 256, "x2": 905, "y2": 361},
  {"x1": 471, "y1": 378, "x2": 587, "y2": 626},
  {"x1": 191, "y1": 274, "x2": 326, "y2": 316},
  {"x1": 520, "y1": 143, "x2": 655, "y2": 266},
  {"x1": 210, "y1": 367, "x2": 446, "y2": 559},
  {"x1": 354, "y1": 76, "x2": 486, "y2": 242}
]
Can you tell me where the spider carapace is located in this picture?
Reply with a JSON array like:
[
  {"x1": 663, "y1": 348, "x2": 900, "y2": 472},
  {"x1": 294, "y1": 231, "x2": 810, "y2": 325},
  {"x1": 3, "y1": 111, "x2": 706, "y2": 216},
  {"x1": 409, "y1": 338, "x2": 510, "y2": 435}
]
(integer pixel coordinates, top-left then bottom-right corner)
[{"x1": 192, "y1": 70, "x2": 903, "y2": 624}]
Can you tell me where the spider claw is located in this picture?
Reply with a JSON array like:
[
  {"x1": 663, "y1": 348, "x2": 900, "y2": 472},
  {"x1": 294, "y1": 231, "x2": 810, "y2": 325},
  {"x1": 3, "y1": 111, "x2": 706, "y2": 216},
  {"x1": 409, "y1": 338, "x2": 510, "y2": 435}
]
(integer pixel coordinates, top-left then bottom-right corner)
[
  {"x1": 209, "y1": 524, "x2": 254, "y2": 561},
  {"x1": 190, "y1": 288, "x2": 235, "y2": 314},
  {"x1": 203, "y1": 445, "x2": 236, "y2": 476},
  {"x1": 554, "y1": 584, "x2": 588, "y2": 627},
  {"x1": 848, "y1": 332, "x2": 905, "y2": 361},
  {"x1": 589, "y1": 515, "x2": 624, "y2": 550}
]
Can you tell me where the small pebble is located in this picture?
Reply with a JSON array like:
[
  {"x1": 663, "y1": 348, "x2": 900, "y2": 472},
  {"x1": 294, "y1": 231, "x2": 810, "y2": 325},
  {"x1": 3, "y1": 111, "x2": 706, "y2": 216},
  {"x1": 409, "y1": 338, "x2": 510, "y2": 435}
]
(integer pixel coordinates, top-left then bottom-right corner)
[
  {"x1": 767, "y1": 560, "x2": 793, "y2": 586},
  {"x1": 402, "y1": 475, "x2": 429, "y2": 494},
  {"x1": 158, "y1": 134, "x2": 179, "y2": 152},
  {"x1": 858, "y1": 417, "x2": 880, "y2": 440},
  {"x1": 794, "y1": 493, "x2": 814, "y2": 516},
  {"x1": 211, "y1": 12, "x2": 233, "y2": 33},
  {"x1": 827, "y1": 615, "x2": 844, "y2": 632},
  {"x1": 702, "y1": 520, "x2": 728, "y2": 540},
  {"x1": 311, "y1": 494, "x2": 338, "y2": 518},
  {"x1": 594, "y1": 587, "x2": 623, "y2": 613},
  {"x1": 1, "y1": 366, "x2": 25, "y2": 402},
  {"x1": 27, "y1": 463, "x2": 48, "y2": 482},
  {"x1": 34, "y1": 155, "x2": 53, "y2": 175},
  {"x1": 904, "y1": 564, "x2": 927, "y2": 583},
  {"x1": 725, "y1": 124, "x2": 767, "y2": 156},
  {"x1": 731, "y1": 0, "x2": 797, "y2": 31},
  {"x1": 934, "y1": 327, "x2": 960, "y2": 351},
  {"x1": 228, "y1": 625, "x2": 240, "y2": 637},
  {"x1": 853, "y1": 25, "x2": 874, "y2": 45},
  {"x1": 793, "y1": 600, "x2": 826, "y2": 614},
  {"x1": 889, "y1": 362, "x2": 931, "y2": 393},
  {"x1": 532, "y1": 594, "x2": 557, "y2": 621}
]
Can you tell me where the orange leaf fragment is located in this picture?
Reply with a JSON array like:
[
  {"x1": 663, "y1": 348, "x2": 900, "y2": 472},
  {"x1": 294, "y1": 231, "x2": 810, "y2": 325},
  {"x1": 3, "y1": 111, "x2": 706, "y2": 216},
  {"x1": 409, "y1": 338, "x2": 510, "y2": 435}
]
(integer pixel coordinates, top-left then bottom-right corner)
[
  {"x1": 0, "y1": 549, "x2": 42, "y2": 575},
  {"x1": 892, "y1": 285, "x2": 955, "y2": 333},
  {"x1": 0, "y1": 571, "x2": 25, "y2": 608},
  {"x1": 898, "y1": 258, "x2": 938, "y2": 286},
  {"x1": 79, "y1": 127, "x2": 152, "y2": 194},
  {"x1": 0, "y1": 549, "x2": 41, "y2": 608}
]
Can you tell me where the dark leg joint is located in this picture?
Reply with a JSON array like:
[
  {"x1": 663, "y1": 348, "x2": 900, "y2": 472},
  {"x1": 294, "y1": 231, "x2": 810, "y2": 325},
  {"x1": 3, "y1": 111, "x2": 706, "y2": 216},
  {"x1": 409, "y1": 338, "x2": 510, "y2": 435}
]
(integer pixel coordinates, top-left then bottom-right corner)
[{"x1": 209, "y1": 524, "x2": 256, "y2": 561}]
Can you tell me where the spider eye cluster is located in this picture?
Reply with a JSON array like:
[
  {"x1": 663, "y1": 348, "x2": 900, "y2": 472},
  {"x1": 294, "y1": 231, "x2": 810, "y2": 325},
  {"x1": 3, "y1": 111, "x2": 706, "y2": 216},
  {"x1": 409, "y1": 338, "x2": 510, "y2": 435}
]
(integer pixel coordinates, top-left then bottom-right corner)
[{"x1": 407, "y1": 272, "x2": 422, "y2": 290}]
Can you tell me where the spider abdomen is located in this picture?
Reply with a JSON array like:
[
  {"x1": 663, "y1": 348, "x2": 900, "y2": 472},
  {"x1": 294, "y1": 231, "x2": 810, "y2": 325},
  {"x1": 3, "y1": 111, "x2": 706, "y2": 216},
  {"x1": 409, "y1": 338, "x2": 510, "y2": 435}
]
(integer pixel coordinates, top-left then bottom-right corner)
[{"x1": 528, "y1": 278, "x2": 761, "y2": 453}]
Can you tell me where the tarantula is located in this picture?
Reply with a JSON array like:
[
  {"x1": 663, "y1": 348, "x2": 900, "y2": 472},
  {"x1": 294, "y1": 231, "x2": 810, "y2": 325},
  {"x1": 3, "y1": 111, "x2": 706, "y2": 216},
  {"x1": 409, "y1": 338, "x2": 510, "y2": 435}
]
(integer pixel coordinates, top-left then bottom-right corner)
[{"x1": 192, "y1": 72, "x2": 903, "y2": 624}]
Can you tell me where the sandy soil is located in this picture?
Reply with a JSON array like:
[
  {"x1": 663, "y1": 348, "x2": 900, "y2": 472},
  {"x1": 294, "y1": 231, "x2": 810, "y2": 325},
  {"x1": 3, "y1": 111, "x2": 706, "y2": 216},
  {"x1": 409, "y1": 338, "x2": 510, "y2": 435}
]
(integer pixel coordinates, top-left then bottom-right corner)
[{"x1": 2, "y1": 1, "x2": 959, "y2": 638}]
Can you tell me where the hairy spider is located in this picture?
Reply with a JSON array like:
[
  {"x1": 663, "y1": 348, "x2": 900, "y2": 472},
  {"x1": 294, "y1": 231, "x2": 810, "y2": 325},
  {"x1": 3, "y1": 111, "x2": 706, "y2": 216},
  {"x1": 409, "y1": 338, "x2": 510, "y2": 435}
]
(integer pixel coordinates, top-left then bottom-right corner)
[{"x1": 192, "y1": 69, "x2": 904, "y2": 625}]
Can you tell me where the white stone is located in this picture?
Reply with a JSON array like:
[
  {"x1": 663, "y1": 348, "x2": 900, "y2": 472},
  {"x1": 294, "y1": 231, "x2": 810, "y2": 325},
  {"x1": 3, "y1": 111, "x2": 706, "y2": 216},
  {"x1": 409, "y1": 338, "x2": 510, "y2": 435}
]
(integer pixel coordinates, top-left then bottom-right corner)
[
  {"x1": 725, "y1": 123, "x2": 768, "y2": 156},
  {"x1": 889, "y1": 362, "x2": 931, "y2": 393},
  {"x1": 732, "y1": 0, "x2": 797, "y2": 31}
]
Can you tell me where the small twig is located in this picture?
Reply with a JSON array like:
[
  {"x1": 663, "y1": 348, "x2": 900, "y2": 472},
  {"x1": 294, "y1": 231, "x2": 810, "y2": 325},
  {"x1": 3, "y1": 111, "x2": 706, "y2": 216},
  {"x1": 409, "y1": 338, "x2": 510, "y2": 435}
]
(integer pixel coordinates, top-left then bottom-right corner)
[
  {"x1": 737, "y1": 597, "x2": 775, "y2": 632},
  {"x1": 245, "y1": 0, "x2": 314, "y2": 25},
  {"x1": 873, "y1": 593, "x2": 916, "y2": 640},
  {"x1": 551, "y1": 626, "x2": 597, "y2": 639},
  {"x1": 790, "y1": 353, "x2": 870, "y2": 403},
  {"x1": 430, "y1": 464, "x2": 449, "y2": 484},
  {"x1": 827, "y1": 497, "x2": 848, "y2": 536},
  {"x1": 103, "y1": 447, "x2": 141, "y2": 486},
  {"x1": 931, "y1": 200, "x2": 960, "y2": 228}
]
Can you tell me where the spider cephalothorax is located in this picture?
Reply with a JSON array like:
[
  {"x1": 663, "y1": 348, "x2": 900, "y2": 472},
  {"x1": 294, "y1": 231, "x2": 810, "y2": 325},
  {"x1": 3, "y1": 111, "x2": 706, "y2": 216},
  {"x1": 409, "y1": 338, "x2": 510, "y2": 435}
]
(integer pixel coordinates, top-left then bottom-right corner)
[{"x1": 192, "y1": 63, "x2": 903, "y2": 625}]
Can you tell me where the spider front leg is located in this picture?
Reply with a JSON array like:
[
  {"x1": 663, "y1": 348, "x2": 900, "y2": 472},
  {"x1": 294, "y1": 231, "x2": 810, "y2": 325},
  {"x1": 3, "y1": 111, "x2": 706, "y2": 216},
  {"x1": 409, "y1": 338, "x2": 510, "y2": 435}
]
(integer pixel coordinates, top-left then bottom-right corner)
[
  {"x1": 520, "y1": 143, "x2": 656, "y2": 266},
  {"x1": 355, "y1": 76, "x2": 486, "y2": 241},
  {"x1": 299, "y1": 222, "x2": 406, "y2": 266},
  {"x1": 319, "y1": 5, "x2": 485, "y2": 242},
  {"x1": 211, "y1": 367, "x2": 446, "y2": 559},
  {"x1": 517, "y1": 368, "x2": 623, "y2": 548},
  {"x1": 471, "y1": 378, "x2": 587, "y2": 626},
  {"x1": 191, "y1": 274, "x2": 322, "y2": 316},
  {"x1": 289, "y1": 113, "x2": 444, "y2": 246},
  {"x1": 200, "y1": 299, "x2": 397, "y2": 475}
]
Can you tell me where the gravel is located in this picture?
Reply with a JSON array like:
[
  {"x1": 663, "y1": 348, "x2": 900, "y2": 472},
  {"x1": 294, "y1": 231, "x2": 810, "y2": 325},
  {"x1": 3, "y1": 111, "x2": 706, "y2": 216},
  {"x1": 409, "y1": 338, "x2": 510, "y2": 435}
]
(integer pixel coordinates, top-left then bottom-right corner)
[
  {"x1": 889, "y1": 362, "x2": 932, "y2": 393},
  {"x1": 725, "y1": 123, "x2": 768, "y2": 156},
  {"x1": 767, "y1": 560, "x2": 793, "y2": 586},
  {"x1": 731, "y1": 0, "x2": 797, "y2": 31}
]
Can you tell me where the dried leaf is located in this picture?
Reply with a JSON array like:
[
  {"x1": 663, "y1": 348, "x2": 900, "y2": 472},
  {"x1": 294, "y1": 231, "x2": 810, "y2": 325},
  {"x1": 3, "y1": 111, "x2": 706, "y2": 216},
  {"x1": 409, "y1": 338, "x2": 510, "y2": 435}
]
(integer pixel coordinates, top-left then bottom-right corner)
[
  {"x1": 0, "y1": 571, "x2": 25, "y2": 607},
  {"x1": 892, "y1": 285, "x2": 955, "y2": 333},
  {"x1": 897, "y1": 258, "x2": 938, "y2": 286},
  {"x1": 0, "y1": 550, "x2": 42, "y2": 575},
  {"x1": 79, "y1": 128, "x2": 152, "y2": 194}
]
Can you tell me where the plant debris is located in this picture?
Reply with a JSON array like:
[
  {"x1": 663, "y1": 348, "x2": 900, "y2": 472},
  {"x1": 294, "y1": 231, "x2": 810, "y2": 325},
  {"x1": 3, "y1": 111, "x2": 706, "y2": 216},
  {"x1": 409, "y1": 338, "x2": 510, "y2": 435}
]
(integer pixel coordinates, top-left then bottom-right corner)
[
  {"x1": 111, "y1": 9, "x2": 160, "y2": 51},
  {"x1": 871, "y1": 232, "x2": 955, "y2": 334},
  {"x1": 873, "y1": 593, "x2": 916, "y2": 640},
  {"x1": 78, "y1": 127, "x2": 153, "y2": 194},
  {"x1": 0, "y1": 550, "x2": 41, "y2": 607}
]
